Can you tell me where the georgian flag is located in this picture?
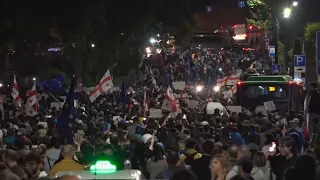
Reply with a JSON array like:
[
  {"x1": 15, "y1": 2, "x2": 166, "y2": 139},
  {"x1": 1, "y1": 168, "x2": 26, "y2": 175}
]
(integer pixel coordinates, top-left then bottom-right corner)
[
  {"x1": 161, "y1": 86, "x2": 179, "y2": 112},
  {"x1": 25, "y1": 81, "x2": 39, "y2": 116},
  {"x1": 88, "y1": 70, "x2": 113, "y2": 102},
  {"x1": 11, "y1": 74, "x2": 21, "y2": 107},
  {"x1": 226, "y1": 75, "x2": 240, "y2": 86}
]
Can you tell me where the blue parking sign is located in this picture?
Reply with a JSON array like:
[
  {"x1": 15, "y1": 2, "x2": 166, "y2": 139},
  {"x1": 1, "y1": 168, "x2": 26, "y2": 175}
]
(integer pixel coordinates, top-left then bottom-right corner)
[
  {"x1": 272, "y1": 64, "x2": 281, "y2": 74},
  {"x1": 293, "y1": 55, "x2": 306, "y2": 67}
]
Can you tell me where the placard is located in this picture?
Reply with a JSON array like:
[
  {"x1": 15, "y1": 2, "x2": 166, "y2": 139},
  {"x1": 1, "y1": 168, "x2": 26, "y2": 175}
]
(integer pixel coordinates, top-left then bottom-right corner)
[
  {"x1": 149, "y1": 108, "x2": 163, "y2": 118},
  {"x1": 172, "y1": 81, "x2": 186, "y2": 90},
  {"x1": 226, "y1": 106, "x2": 242, "y2": 113},
  {"x1": 188, "y1": 100, "x2": 199, "y2": 109},
  {"x1": 264, "y1": 101, "x2": 276, "y2": 111}
]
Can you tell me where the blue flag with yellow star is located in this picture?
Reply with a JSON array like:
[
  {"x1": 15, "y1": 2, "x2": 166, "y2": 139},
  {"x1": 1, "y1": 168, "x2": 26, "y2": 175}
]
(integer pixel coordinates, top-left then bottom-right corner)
[{"x1": 57, "y1": 77, "x2": 77, "y2": 144}]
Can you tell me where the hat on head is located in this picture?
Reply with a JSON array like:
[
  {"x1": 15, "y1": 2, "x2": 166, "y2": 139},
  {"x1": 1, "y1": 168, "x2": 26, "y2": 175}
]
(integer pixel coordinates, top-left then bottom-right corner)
[
  {"x1": 142, "y1": 134, "x2": 152, "y2": 144},
  {"x1": 289, "y1": 118, "x2": 299, "y2": 124}
]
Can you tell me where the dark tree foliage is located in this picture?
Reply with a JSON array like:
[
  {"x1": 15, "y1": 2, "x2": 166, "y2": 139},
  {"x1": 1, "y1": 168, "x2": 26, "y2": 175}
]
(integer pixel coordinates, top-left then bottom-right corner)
[{"x1": 0, "y1": 0, "x2": 206, "y2": 86}]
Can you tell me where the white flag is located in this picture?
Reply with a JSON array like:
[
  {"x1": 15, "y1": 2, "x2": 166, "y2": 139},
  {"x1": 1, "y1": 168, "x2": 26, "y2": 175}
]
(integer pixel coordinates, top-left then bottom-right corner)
[
  {"x1": 88, "y1": 70, "x2": 113, "y2": 102},
  {"x1": 161, "y1": 86, "x2": 179, "y2": 112},
  {"x1": 11, "y1": 74, "x2": 21, "y2": 107}
]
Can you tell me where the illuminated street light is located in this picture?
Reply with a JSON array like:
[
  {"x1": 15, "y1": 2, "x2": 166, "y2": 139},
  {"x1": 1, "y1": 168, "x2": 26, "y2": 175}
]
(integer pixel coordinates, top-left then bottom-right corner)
[
  {"x1": 91, "y1": 44, "x2": 95, "y2": 47},
  {"x1": 32, "y1": 77, "x2": 36, "y2": 81},
  {"x1": 145, "y1": 47, "x2": 151, "y2": 54},
  {"x1": 283, "y1": 8, "x2": 292, "y2": 18},
  {"x1": 150, "y1": 38, "x2": 156, "y2": 44},
  {"x1": 157, "y1": 34, "x2": 160, "y2": 37},
  {"x1": 0, "y1": 84, "x2": 3, "y2": 88},
  {"x1": 292, "y1": 1, "x2": 298, "y2": 6}
]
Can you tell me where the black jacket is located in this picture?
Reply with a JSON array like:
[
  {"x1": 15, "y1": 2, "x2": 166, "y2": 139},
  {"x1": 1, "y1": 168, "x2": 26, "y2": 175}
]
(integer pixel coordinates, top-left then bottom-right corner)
[
  {"x1": 155, "y1": 165, "x2": 186, "y2": 179},
  {"x1": 191, "y1": 154, "x2": 212, "y2": 180},
  {"x1": 308, "y1": 90, "x2": 320, "y2": 114},
  {"x1": 269, "y1": 154, "x2": 298, "y2": 180}
]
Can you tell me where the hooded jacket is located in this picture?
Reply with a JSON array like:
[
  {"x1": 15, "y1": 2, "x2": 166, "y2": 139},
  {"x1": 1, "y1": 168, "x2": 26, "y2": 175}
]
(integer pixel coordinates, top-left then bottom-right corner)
[{"x1": 226, "y1": 165, "x2": 265, "y2": 180}]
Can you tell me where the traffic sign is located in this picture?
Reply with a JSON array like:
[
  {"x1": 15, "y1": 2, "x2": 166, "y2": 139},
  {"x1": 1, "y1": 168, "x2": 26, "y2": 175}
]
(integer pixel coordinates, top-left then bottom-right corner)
[
  {"x1": 294, "y1": 55, "x2": 306, "y2": 67},
  {"x1": 206, "y1": 6, "x2": 212, "y2": 12},
  {"x1": 238, "y1": 1, "x2": 245, "y2": 8},
  {"x1": 272, "y1": 64, "x2": 281, "y2": 74},
  {"x1": 269, "y1": 45, "x2": 275, "y2": 57}
]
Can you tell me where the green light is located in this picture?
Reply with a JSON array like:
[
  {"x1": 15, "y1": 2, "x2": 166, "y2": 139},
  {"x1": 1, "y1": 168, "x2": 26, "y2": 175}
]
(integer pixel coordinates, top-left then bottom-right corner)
[{"x1": 90, "y1": 161, "x2": 117, "y2": 174}]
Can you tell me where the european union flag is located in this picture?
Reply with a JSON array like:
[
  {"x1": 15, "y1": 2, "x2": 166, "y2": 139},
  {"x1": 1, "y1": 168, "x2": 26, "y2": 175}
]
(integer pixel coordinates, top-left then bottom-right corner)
[
  {"x1": 38, "y1": 74, "x2": 65, "y2": 92},
  {"x1": 57, "y1": 77, "x2": 76, "y2": 144},
  {"x1": 120, "y1": 81, "x2": 127, "y2": 104}
]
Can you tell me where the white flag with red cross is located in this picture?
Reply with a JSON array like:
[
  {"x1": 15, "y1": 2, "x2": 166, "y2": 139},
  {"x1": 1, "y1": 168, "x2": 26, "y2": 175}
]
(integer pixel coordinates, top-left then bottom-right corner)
[
  {"x1": 162, "y1": 86, "x2": 179, "y2": 112},
  {"x1": 25, "y1": 81, "x2": 39, "y2": 116},
  {"x1": 88, "y1": 70, "x2": 113, "y2": 102},
  {"x1": 11, "y1": 74, "x2": 21, "y2": 107}
]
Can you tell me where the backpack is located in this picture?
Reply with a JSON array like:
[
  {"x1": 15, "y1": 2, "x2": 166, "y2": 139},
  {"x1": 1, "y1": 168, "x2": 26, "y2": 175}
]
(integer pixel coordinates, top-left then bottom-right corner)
[
  {"x1": 184, "y1": 152, "x2": 198, "y2": 166},
  {"x1": 288, "y1": 131, "x2": 302, "y2": 152}
]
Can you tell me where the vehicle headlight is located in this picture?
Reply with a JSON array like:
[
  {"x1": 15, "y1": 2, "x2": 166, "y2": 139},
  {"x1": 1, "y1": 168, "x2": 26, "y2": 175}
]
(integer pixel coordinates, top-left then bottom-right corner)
[
  {"x1": 213, "y1": 86, "x2": 220, "y2": 92},
  {"x1": 196, "y1": 85, "x2": 203, "y2": 92}
]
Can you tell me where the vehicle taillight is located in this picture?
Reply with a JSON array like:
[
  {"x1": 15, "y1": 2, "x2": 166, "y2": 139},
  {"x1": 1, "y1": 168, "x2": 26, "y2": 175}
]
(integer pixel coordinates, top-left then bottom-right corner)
[
  {"x1": 289, "y1": 81, "x2": 293, "y2": 85},
  {"x1": 237, "y1": 81, "x2": 242, "y2": 85},
  {"x1": 249, "y1": 25, "x2": 253, "y2": 30}
]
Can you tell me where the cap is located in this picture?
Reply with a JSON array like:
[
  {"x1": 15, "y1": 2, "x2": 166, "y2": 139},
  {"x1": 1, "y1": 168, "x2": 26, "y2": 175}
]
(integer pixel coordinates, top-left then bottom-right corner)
[
  {"x1": 289, "y1": 118, "x2": 299, "y2": 124},
  {"x1": 237, "y1": 156, "x2": 253, "y2": 174},
  {"x1": 142, "y1": 134, "x2": 152, "y2": 144}
]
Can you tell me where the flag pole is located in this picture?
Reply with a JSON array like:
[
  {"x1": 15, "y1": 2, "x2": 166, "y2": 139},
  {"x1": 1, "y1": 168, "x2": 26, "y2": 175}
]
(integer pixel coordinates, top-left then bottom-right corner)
[{"x1": 48, "y1": 93, "x2": 62, "y2": 107}]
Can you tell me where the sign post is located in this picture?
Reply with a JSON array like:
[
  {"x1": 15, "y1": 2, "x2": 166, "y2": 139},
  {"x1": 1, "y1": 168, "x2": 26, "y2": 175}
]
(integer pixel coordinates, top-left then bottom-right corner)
[
  {"x1": 317, "y1": 32, "x2": 320, "y2": 84},
  {"x1": 272, "y1": 64, "x2": 281, "y2": 74},
  {"x1": 293, "y1": 55, "x2": 306, "y2": 86},
  {"x1": 269, "y1": 45, "x2": 276, "y2": 64},
  {"x1": 269, "y1": 45, "x2": 275, "y2": 57}
]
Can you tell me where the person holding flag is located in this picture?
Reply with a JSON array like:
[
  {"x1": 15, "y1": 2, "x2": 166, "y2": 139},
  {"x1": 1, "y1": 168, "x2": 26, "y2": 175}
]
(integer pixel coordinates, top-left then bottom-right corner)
[
  {"x1": 25, "y1": 79, "x2": 39, "y2": 116},
  {"x1": 57, "y1": 76, "x2": 77, "y2": 144},
  {"x1": 11, "y1": 74, "x2": 21, "y2": 107}
]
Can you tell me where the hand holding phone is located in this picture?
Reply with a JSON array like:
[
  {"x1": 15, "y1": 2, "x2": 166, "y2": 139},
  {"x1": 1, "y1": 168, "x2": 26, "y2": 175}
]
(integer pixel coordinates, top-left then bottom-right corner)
[{"x1": 269, "y1": 142, "x2": 276, "y2": 153}]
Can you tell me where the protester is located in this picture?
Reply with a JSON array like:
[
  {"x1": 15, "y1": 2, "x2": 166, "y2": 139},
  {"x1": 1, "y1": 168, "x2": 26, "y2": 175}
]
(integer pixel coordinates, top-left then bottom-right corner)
[
  {"x1": 49, "y1": 145, "x2": 84, "y2": 177},
  {"x1": 211, "y1": 154, "x2": 230, "y2": 180},
  {"x1": 0, "y1": 45, "x2": 318, "y2": 180},
  {"x1": 155, "y1": 150, "x2": 185, "y2": 179},
  {"x1": 269, "y1": 136, "x2": 298, "y2": 180}
]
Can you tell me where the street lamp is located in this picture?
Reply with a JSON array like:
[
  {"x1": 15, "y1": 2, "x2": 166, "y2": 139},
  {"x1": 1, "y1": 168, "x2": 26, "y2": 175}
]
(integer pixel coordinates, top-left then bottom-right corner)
[
  {"x1": 283, "y1": 8, "x2": 292, "y2": 18},
  {"x1": 0, "y1": 84, "x2": 3, "y2": 88},
  {"x1": 292, "y1": 1, "x2": 298, "y2": 6},
  {"x1": 150, "y1": 38, "x2": 156, "y2": 44},
  {"x1": 32, "y1": 77, "x2": 36, "y2": 81},
  {"x1": 91, "y1": 44, "x2": 95, "y2": 47}
]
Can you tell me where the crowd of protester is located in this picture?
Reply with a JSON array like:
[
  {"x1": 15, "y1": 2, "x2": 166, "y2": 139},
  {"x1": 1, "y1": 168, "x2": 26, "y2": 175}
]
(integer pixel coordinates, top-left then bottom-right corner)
[{"x1": 0, "y1": 47, "x2": 318, "y2": 180}]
